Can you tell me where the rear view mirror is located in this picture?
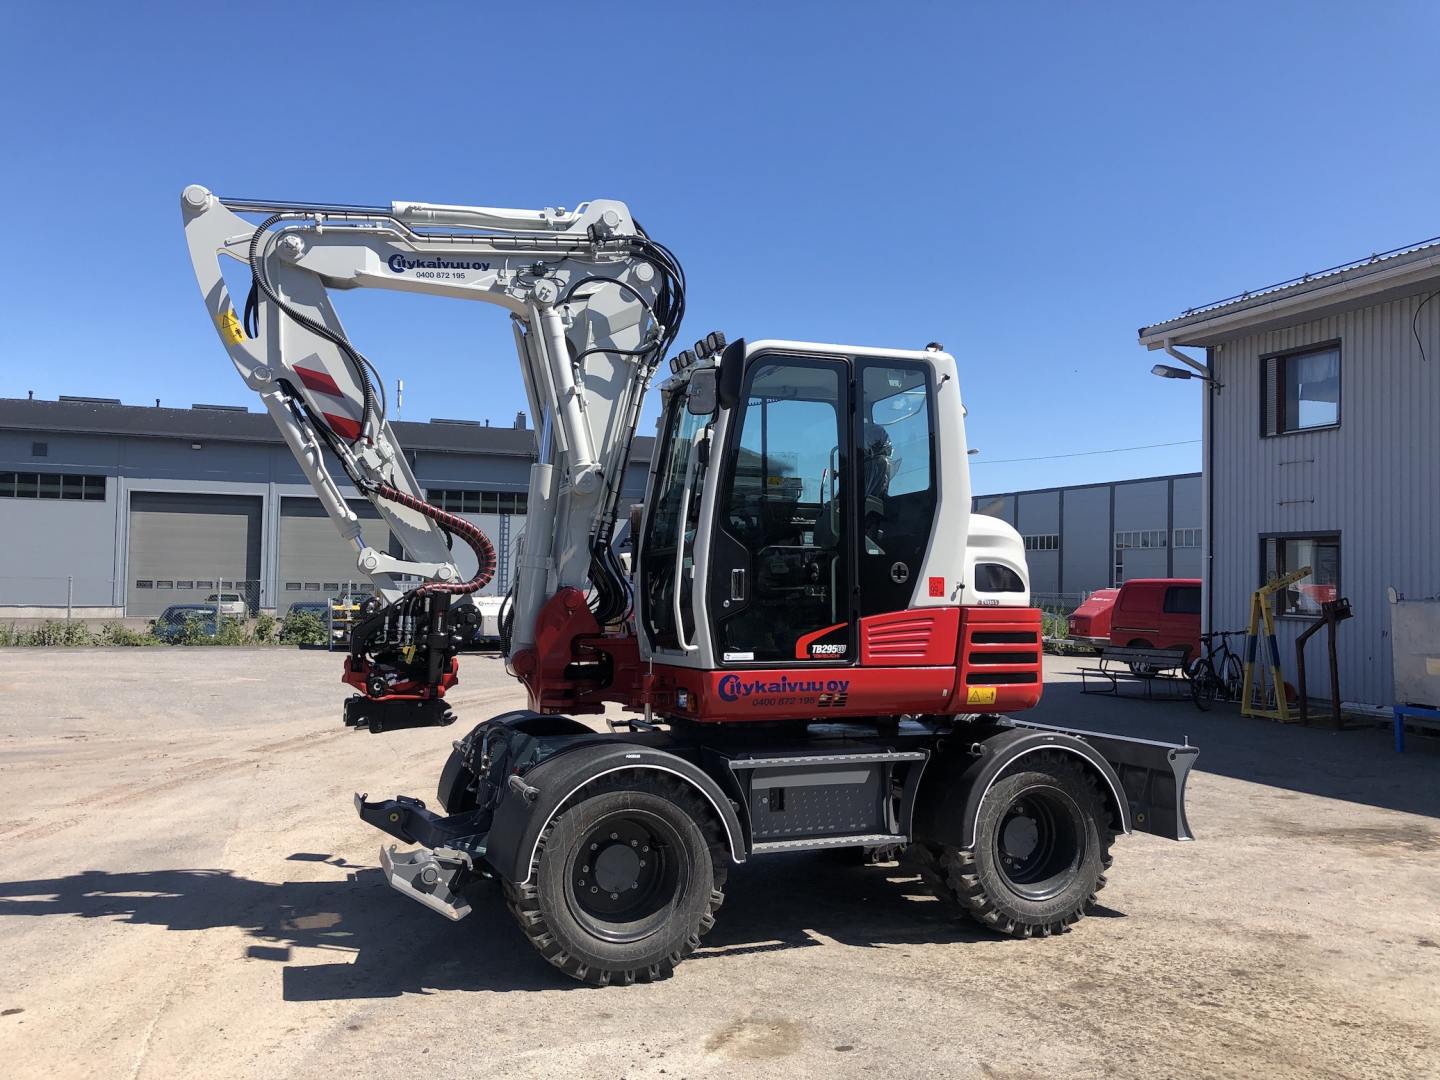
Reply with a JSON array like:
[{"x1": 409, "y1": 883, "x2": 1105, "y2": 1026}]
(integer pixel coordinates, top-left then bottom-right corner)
[{"x1": 686, "y1": 367, "x2": 718, "y2": 415}]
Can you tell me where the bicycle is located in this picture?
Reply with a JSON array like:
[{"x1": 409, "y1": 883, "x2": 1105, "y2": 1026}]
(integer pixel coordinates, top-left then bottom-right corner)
[{"x1": 1188, "y1": 630, "x2": 1245, "y2": 711}]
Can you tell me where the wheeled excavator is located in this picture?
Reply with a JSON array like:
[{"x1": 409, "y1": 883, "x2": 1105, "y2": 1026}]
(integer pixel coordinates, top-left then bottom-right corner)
[{"x1": 181, "y1": 185, "x2": 1197, "y2": 985}]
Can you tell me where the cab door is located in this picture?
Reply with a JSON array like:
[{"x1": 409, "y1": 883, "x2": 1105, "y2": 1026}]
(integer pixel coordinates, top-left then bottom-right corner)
[
  {"x1": 706, "y1": 354, "x2": 853, "y2": 664},
  {"x1": 852, "y1": 358, "x2": 937, "y2": 619}
]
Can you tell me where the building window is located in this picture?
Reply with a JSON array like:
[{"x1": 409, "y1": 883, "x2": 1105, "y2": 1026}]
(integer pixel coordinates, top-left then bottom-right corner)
[
  {"x1": 1022, "y1": 534, "x2": 1059, "y2": 551},
  {"x1": 1112, "y1": 529, "x2": 1168, "y2": 586},
  {"x1": 1173, "y1": 527, "x2": 1202, "y2": 549},
  {"x1": 1114, "y1": 529, "x2": 1167, "y2": 550},
  {"x1": 32, "y1": 441, "x2": 48, "y2": 457},
  {"x1": 0, "y1": 472, "x2": 105, "y2": 500},
  {"x1": 1262, "y1": 534, "x2": 1340, "y2": 618},
  {"x1": 427, "y1": 488, "x2": 528, "y2": 514},
  {"x1": 156, "y1": 580, "x2": 174, "y2": 589},
  {"x1": 135, "y1": 580, "x2": 153, "y2": 589},
  {"x1": 1263, "y1": 344, "x2": 1339, "y2": 435},
  {"x1": 176, "y1": 580, "x2": 194, "y2": 590},
  {"x1": 284, "y1": 582, "x2": 302, "y2": 591}
]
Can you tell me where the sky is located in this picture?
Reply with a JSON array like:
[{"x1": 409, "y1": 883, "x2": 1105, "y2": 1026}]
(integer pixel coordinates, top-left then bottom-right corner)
[{"x1": 2, "y1": 2, "x2": 1439, "y2": 494}]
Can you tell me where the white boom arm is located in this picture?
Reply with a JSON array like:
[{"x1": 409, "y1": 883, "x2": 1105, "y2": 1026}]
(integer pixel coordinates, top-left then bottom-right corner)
[{"x1": 180, "y1": 185, "x2": 681, "y2": 650}]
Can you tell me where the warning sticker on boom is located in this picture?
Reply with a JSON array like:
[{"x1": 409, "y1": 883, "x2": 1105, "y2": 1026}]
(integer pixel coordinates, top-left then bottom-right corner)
[
  {"x1": 216, "y1": 306, "x2": 245, "y2": 345},
  {"x1": 966, "y1": 686, "x2": 998, "y2": 706}
]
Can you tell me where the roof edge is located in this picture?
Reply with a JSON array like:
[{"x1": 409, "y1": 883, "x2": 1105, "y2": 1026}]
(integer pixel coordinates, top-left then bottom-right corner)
[{"x1": 1139, "y1": 240, "x2": 1440, "y2": 346}]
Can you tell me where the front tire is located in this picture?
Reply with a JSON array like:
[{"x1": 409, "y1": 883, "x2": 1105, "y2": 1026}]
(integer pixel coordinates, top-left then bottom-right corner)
[
  {"x1": 503, "y1": 773, "x2": 727, "y2": 986},
  {"x1": 912, "y1": 753, "x2": 1114, "y2": 937},
  {"x1": 1125, "y1": 640, "x2": 1156, "y2": 676}
]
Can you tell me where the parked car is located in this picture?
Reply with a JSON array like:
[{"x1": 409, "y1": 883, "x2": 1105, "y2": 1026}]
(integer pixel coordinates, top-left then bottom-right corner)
[
  {"x1": 1107, "y1": 578, "x2": 1202, "y2": 660},
  {"x1": 151, "y1": 604, "x2": 219, "y2": 642},
  {"x1": 205, "y1": 592, "x2": 247, "y2": 617},
  {"x1": 1067, "y1": 588, "x2": 1119, "y2": 646}
]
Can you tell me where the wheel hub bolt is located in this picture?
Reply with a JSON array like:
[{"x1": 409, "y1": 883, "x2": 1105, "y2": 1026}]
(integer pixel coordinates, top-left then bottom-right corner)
[
  {"x1": 590, "y1": 886, "x2": 598, "y2": 894},
  {"x1": 610, "y1": 892, "x2": 619, "y2": 900},
  {"x1": 610, "y1": 832, "x2": 618, "y2": 840}
]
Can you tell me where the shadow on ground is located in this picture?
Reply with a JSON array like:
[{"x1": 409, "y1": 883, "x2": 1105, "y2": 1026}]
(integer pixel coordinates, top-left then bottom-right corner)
[
  {"x1": 1034, "y1": 674, "x2": 1440, "y2": 820},
  {"x1": 0, "y1": 853, "x2": 1012, "y2": 999}
]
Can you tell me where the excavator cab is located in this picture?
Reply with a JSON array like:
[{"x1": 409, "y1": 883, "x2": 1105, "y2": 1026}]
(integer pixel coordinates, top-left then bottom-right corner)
[{"x1": 633, "y1": 338, "x2": 1038, "y2": 722}]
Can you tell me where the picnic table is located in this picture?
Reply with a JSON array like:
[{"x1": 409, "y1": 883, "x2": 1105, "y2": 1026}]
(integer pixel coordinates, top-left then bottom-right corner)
[{"x1": 1080, "y1": 646, "x2": 1191, "y2": 700}]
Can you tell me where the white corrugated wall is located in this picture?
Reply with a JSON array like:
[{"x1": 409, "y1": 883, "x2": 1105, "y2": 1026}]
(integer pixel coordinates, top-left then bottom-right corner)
[{"x1": 1208, "y1": 291, "x2": 1440, "y2": 706}]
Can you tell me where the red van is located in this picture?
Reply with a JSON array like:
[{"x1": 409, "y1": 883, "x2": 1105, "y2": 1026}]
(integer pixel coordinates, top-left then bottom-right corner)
[
  {"x1": 1067, "y1": 588, "x2": 1119, "y2": 646},
  {"x1": 1108, "y1": 578, "x2": 1202, "y2": 659}
]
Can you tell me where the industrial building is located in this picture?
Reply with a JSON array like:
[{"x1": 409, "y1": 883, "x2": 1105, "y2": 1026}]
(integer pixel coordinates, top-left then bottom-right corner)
[
  {"x1": 0, "y1": 396, "x2": 652, "y2": 618},
  {"x1": 1140, "y1": 235, "x2": 1440, "y2": 708},
  {"x1": 972, "y1": 473, "x2": 1202, "y2": 607}
]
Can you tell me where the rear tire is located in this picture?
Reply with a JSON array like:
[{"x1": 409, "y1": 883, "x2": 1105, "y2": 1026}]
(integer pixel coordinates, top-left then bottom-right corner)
[
  {"x1": 503, "y1": 773, "x2": 727, "y2": 986},
  {"x1": 1189, "y1": 659, "x2": 1219, "y2": 711},
  {"x1": 911, "y1": 753, "x2": 1114, "y2": 937}
]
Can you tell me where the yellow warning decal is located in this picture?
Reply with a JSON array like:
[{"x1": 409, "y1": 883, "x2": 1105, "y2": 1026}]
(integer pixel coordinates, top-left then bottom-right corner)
[
  {"x1": 966, "y1": 686, "x2": 998, "y2": 706},
  {"x1": 216, "y1": 305, "x2": 245, "y2": 345}
]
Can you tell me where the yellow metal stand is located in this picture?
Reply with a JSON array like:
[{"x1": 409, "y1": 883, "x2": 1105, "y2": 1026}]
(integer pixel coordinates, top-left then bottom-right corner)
[{"x1": 1240, "y1": 565, "x2": 1311, "y2": 722}]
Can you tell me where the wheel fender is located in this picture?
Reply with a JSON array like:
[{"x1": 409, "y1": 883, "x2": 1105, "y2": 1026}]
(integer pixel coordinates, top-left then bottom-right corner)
[
  {"x1": 913, "y1": 728, "x2": 1130, "y2": 851},
  {"x1": 436, "y1": 710, "x2": 594, "y2": 814},
  {"x1": 484, "y1": 742, "x2": 748, "y2": 884}
]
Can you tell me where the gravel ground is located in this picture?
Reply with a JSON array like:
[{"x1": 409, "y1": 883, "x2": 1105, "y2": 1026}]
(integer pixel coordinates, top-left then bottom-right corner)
[{"x1": 1, "y1": 647, "x2": 1437, "y2": 1080}]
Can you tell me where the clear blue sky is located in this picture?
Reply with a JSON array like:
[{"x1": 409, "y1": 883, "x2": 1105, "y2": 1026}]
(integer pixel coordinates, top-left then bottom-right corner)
[{"x1": 3, "y1": 2, "x2": 1437, "y2": 493}]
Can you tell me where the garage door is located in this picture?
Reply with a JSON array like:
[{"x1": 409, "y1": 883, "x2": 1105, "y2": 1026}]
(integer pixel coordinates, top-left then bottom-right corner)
[
  {"x1": 128, "y1": 492, "x2": 263, "y2": 617},
  {"x1": 278, "y1": 498, "x2": 391, "y2": 613}
]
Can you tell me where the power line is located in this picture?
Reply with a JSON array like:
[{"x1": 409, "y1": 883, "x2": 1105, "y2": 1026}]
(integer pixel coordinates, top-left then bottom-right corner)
[{"x1": 970, "y1": 439, "x2": 1200, "y2": 465}]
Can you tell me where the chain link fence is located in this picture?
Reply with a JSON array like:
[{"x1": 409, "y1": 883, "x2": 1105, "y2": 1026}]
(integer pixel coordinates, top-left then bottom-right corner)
[
  {"x1": 0, "y1": 575, "x2": 281, "y2": 646},
  {"x1": 0, "y1": 575, "x2": 120, "y2": 618},
  {"x1": 1030, "y1": 591, "x2": 1094, "y2": 615}
]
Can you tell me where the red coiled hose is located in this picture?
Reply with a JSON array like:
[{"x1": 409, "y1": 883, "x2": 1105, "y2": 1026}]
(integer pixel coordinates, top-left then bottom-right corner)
[{"x1": 372, "y1": 482, "x2": 496, "y2": 594}]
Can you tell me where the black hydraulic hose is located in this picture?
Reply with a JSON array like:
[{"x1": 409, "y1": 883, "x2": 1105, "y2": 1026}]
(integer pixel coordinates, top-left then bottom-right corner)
[{"x1": 246, "y1": 212, "x2": 378, "y2": 444}]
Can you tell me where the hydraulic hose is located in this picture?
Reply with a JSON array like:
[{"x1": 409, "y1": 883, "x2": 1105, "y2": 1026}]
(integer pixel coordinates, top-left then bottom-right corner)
[
  {"x1": 368, "y1": 482, "x2": 496, "y2": 595},
  {"x1": 246, "y1": 212, "x2": 378, "y2": 444}
]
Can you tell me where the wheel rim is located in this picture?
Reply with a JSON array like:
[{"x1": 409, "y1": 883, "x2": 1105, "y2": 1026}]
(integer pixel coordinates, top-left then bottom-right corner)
[
  {"x1": 564, "y1": 810, "x2": 688, "y2": 944},
  {"x1": 993, "y1": 785, "x2": 1086, "y2": 901}
]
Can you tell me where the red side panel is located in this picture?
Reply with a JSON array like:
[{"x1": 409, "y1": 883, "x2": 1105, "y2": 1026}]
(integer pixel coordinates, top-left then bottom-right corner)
[
  {"x1": 860, "y1": 607, "x2": 960, "y2": 666},
  {"x1": 954, "y1": 606, "x2": 1043, "y2": 712},
  {"x1": 661, "y1": 664, "x2": 957, "y2": 723}
]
